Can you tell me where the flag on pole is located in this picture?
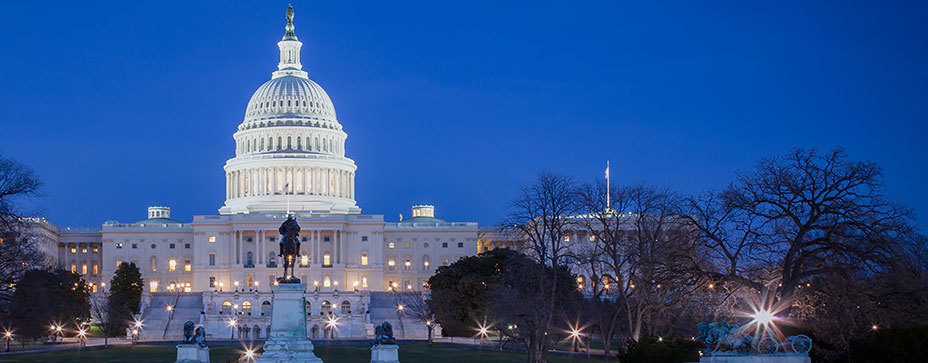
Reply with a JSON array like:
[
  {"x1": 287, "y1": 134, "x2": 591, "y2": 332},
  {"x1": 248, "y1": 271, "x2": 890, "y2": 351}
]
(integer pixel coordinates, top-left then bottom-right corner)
[
  {"x1": 283, "y1": 183, "x2": 290, "y2": 194},
  {"x1": 605, "y1": 163, "x2": 610, "y2": 179}
]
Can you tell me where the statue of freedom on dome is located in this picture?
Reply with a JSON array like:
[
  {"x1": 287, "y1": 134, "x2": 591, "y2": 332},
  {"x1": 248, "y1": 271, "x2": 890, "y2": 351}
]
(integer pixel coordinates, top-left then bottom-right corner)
[{"x1": 278, "y1": 214, "x2": 301, "y2": 283}]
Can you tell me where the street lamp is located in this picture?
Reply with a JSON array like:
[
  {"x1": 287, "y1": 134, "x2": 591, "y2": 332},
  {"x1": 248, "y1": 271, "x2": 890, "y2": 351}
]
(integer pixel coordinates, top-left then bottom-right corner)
[
  {"x1": 244, "y1": 348, "x2": 255, "y2": 361},
  {"x1": 77, "y1": 327, "x2": 87, "y2": 348},
  {"x1": 3, "y1": 330, "x2": 12, "y2": 352},
  {"x1": 228, "y1": 319, "x2": 237, "y2": 340}
]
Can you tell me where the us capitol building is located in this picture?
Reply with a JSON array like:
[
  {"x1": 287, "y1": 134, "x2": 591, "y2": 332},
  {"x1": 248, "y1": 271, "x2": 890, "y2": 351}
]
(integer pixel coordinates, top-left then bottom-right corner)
[{"x1": 24, "y1": 8, "x2": 517, "y2": 340}]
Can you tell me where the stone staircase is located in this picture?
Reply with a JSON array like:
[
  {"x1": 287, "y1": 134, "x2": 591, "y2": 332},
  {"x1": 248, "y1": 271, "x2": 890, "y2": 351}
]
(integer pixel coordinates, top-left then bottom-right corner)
[
  {"x1": 139, "y1": 293, "x2": 176, "y2": 341},
  {"x1": 368, "y1": 292, "x2": 431, "y2": 339},
  {"x1": 164, "y1": 294, "x2": 203, "y2": 340}
]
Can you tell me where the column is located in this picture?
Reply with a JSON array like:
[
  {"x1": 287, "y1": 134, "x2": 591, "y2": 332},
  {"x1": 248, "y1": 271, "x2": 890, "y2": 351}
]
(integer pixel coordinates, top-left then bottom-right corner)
[
  {"x1": 336, "y1": 230, "x2": 341, "y2": 264},
  {"x1": 235, "y1": 230, "x2": 241, "y2": 265},
  {"x1": 258, "y1": 230, "x2": 265, "y2": 265}
]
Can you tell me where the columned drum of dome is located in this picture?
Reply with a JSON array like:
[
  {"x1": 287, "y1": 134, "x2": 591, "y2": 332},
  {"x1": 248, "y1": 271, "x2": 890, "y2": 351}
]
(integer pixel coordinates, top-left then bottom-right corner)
[{"x1": 220, "y1": 7, "x2": 360, "y2": 215}]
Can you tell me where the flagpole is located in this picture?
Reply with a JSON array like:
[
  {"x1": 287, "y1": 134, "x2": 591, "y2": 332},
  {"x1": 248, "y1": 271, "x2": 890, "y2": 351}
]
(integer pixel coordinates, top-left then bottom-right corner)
[{"x1": 606, "y1": 160, "x2": 611, "y2": 211}]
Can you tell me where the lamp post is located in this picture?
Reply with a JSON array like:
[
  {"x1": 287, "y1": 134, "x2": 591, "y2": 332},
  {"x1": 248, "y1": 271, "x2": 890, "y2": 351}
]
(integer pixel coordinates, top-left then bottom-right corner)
[
  {"x1": 3, "y1": 330, "x2": 11, "y2": 352},
  {"x1": 77, "y1": 327, "x2": 86, "y2": 348},
  {"x1": 228, "y1": 319, "x2": 237, "y2": 340}
]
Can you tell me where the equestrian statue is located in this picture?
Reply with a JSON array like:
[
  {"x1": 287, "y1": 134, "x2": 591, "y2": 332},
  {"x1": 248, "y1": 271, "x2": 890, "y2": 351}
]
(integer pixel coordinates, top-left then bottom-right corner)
[{"x1": 278, "y1": 214, "x2": 301, "y2": 283}]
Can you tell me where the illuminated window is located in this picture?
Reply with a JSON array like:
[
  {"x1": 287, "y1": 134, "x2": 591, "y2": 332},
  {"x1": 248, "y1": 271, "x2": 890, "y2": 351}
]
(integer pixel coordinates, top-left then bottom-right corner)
[
  {"x1": 209, "y1": 236, "x2": 216, "y2": 243},
  {"x1": 246, "y1": 275, "x2": 253, "y2": 287},
  {"x1": 323, "y1": 276, "x2": 331, "y2": 287},
  {"x1": 564, "y1": 235, "x2": 571, "y2": 242},
  {"x1": 93, "y1": 264, "x2": 98, "y2": 274},
  {"x1": 362, "y1": 276, "x2": 368, "y2": 288},
  {"x1": 150, "y1": 281, "x2": 159, "y2": 293},
  {"x1": 323, "y1": 253, "x2": 331, "y2": 267},
  {"x1": 404, "y1": 260, "x2": 411, "y2": 271},
  {"x1": 388, "y1": 242, "x2": 395, "y2": 249},
  {"x1": 115, "y1": 260, "x2": 122, "y2": 269},
  {"x1": 115, "y1": 243, "x2": 123, "y2": 249},
  {"x1": 82, "y1": 264, "x2": 87, "y2": 275},
  {"x1": 91, "y1": 284, "x2": 98, "y2": 293},
  {"x1": 82, "y1": 248, "x2": 87, "y2": 254},
  {"x1": 209, "y1": 277, "x2": 216, "y2": 287},
  {"x1": 70, "y1": 247, "x2": 77, "y2": 254},
  {"x1": 361, "y1": 253, "x2": 368, "y2": 266},
  {"x1": 93, "y1": 247, "x2": 99, "y2": 253},
  {"x1": 169, "y1": 259, "x2": 177, "y2": 272},
  {"x1": 301, "y1": 255, "x2": 309, "y2": 266},
  {"x1": 150, "y1": 256, "x2": 157, "y2": 272},
  {"x1": 404, "y1": 242, "x2": 410, "y2": 248},
  {"x1": 423, "y1": 259, "x2": 430, "y2": 270},
  {"x1": 589, "y1": 235, "x2": 596, "y2": 242},
  {"x1": 388, "y1": 259, "x2": 395, "y2": 271},
  {"x1": 441, "y1": 258, "x2": 449, "y2": 266},
  {"x1": 242, "y1": 301, "x2": 252, "y2": 313},
  {"x1": 183, "y1": 282, "x2": 191, "y2": 292},
  {"x1": 222, "y1": 300, "x2": 232, "y2": 314},
  {"x1": 185, "y1": 260, "x2": 191, "y2": 272},
  {"x1": 71, "y1": 264, "x2": 76, "y2": 273}
]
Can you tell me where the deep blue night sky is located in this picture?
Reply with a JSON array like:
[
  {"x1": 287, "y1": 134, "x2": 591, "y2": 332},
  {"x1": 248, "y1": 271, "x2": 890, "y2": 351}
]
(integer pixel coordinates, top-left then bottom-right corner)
[{"x1": 1, "y1": 1, "x2": 926, "y2": 229}]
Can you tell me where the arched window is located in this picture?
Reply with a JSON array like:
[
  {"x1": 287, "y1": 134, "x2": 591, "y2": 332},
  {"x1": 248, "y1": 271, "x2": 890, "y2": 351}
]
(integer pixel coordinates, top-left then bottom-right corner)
[
  {"x1": 360, "y1": 253, "x2": 368, "y2": 266},
  {"x1": 253, "y1": 324, "x2": 261, "y2": 339},
  {"x1": 222, "y1": 301, "x2": 232, "y2": 315},
  {"x1": 388, "y1": 258, "x2": 395, "y2": 271},
  {"x1": 268, "y1": 252, "x2": 277, "y2": 267},
  {"x1": 246, "y1": 252, "x2": 253, "y2": 266},
  {"x1": 305, "y1": 300, "x2": 312, "y2": 315},
  {"x1": 341, "y1": 301, "x2": 351, "y2": 315},
  {"x1": 261, "y1": 300, "x2": 271, "y2": 316},
  {"x1": 422, "y1": 255, "x2": 430, "y2": 271},
  {"x1": 242, "y1": 301, "x2": 252, "y2": 314},
  {"x1": 150, "y1": 256, "x2": 157, "y2": 272},
  {"x1": 277, "y1": 136, "x2": 282, "y2": 150},
  {"x1": 404, "y1": 259, "x2": 411, "y2": 271},
  {"x1": 321, "y1": 300, "x2": 332, "y2": 315}
]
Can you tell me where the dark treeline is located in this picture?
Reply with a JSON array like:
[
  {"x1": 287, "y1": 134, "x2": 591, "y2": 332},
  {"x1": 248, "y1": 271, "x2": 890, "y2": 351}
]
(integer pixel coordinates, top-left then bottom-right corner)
[{"x1": 428, "y1": 147, "x2": 928, "y2": 363}]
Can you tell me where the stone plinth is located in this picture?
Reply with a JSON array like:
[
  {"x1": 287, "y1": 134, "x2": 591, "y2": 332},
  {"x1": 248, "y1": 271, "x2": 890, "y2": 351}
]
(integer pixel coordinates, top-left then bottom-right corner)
[
  {"x1": 255, "y1": 283, "x2": 323, "y2": 363},
  {"x1": 370, "y1": 344, "x2": 399, "y2": 363},
  {"x1": 176, "y1": 344, "x2": 210, "y2": 363},
  {"x1": 700, "y1": 355, "x2": 811, "y2": 363}
]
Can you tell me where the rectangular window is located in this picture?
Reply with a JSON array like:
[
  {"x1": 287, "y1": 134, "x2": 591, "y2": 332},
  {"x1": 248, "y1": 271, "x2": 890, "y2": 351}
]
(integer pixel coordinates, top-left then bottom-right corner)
[
  {"x1": 82, "y1": 248, "x2": 87, "y2": 254},
  {"x1": 246, "y1": 237, "x2": 253, "y2": 242},
  {"x1": 361, "y1": 254, "x2": 368, "y2": 266},
  {"x1": 209, "y1": 254, "x2": 216, "y2": 266},
  {"x1": 361, "y1": 236, "x2": 368, "y2": 242},
  {"x1": 362, "y1": 277, "x2": 368, "y2": 288},
  {"x1": 132, "y1": 244, "x2": 138, "y2": 249},
  {"x1": 209, "y1": 277, "x2": 216, "y2": 287},
  {"x1": 150, "y1": 281, "x2": 158, "y2": 293},
  {"x1": 209, "y1": 236, "x2": 216, "y2": 242},
  {"x1": 324, "y1": 236, "x2": 330, "y2": 242},
  {"x1": 442, "y1": 258, "x2": 449, "y2": 266},
  {"x1": 185, "y1": 243, "x2": 191, "y2": 249},
  {"x1": 388, "y1": 259, "x2": 395, "y2": 271},
  {"x1": 323, "y1": 254, "x2": 331, "y2": 266},
  {"x1": 169, "y1": 259, "x2": 177, "y2": 272},
  {"x1": 301, "y1": 255, "x2": 309, "y2": 266},
  {"x1": 246, "y1": 275, "x2": 254, "y2": 287},
  {"x1": 81, "y1": 264, "x2": 87, "y2": 274},
  {"x1": 458, "y1": 242, "x2": 464, "y2": 248},
  {"x1": 70, "y1": 247, "x2": 76, "y2": 254},
  {"x1": 169, "y1": 243, "x2": 175, "y2": 249},
  {"x1": 185, "y1": 261, "x2": 191, "y2": 272},
  {"x1": 115, "y1": 260, "x2": 122, "y2": 269},
  {"x1": 93, "y1": 247, "x2": 99, "y2": 253},
  {"x1": 404, "y1": 242, "x2": 410, "y2": 248},
  {"x1": 71, "y1": 264, "x2": 76, "y2": 273},
  {"x1": 93, "y1": 264, "x2": 98, "y2": 274},
  {"x1": 388, "y1": 242, "x2": 395, "y2": 249},
  {"x1": 115, "y1": 243, "x2": 123, "y2": 249},
  {"x1": 442, "y1": 242, "x2": 448, "y2": 248}
]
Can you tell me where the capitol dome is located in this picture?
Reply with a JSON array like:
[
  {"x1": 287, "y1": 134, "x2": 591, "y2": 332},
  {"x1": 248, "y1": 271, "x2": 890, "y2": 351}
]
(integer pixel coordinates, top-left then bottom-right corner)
[
  {"x1": 242, "y1": 75, "x2": 339, "y2": 130},
  {"x1": 219, "y1": 5, "x2": 360, "y2": 216}
]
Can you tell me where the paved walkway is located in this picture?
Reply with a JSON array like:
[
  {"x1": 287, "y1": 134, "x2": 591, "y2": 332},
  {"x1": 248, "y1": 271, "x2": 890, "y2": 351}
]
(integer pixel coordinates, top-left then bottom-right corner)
[{"x1": 0, "y1": 337, "x2": 132, "y2": 356}]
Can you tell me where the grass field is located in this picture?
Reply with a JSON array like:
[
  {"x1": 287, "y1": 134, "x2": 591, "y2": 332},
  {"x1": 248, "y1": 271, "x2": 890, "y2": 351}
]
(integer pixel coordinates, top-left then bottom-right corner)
[{"x1": 0, "y1": 343, "x2": 605, "y2": 362}]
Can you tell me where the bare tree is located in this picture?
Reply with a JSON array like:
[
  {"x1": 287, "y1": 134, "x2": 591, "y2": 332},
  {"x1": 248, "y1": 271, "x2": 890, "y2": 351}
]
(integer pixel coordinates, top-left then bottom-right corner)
[
  {"x1": 504, "y1": 171, "x2": 578, "y2": 362},
  {"x1": 395, "y1": 290, "x2": 436, "y2": 343},
  {"x1": 0, "y1": 155, "x2": 44, "y2": 303},
  {"x1": 573, "y1": 182, "x2": 701, "y2": 361},
  {"x1": 677, "y1": 148, "x2": 914, "y2": 313},
  {"x1": 91, "y1": 291, "x2": 115, "y2": 346}
]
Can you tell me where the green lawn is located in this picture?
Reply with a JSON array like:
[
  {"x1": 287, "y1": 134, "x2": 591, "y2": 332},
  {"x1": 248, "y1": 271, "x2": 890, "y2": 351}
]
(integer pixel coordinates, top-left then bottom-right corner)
[{"x1": 0, "y1": 344, "x2": 604, "y2": 362}]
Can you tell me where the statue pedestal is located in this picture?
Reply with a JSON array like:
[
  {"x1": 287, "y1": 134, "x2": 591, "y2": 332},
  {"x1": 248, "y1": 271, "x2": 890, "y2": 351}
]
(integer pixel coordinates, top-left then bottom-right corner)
[
  {"x1": 370, "y1": 344, "x2": 399, "y2": 363},
  {"x1": 700, "y1": 356, "x2": 810, "y2": 363},
  {"x1": 175, "y1": 344, "x2": 210, "y2": 363},
  {"x1": 255, "y1": 283, "x2": 323, "y2": 363}
]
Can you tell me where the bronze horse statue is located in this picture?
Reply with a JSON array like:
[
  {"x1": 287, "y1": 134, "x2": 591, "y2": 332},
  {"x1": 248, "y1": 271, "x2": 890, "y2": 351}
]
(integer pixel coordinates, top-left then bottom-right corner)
[{"x1": 278, "y1": 214, "x2": 301, "y2": 282}]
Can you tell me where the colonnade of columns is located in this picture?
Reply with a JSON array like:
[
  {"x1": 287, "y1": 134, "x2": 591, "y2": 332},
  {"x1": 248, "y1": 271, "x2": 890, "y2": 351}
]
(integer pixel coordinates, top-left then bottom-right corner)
[
  {"x1": 226, "y1": 166, "x2": 354, "y2": 201},
  {"x1": 230, "y1": 228, "x2": 346, "y2": 268}
]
